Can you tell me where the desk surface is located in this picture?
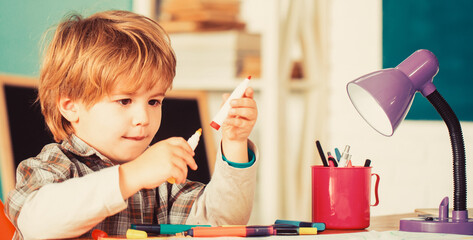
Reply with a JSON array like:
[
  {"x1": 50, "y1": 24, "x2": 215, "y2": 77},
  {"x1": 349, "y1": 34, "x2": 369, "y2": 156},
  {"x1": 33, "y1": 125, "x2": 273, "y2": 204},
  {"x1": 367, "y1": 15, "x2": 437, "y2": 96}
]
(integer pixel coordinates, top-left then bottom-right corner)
[
  {"x1": 94, "y1": 213, "x2": 416, "y2": 239},
  {"x1": 92, "y1": 213, "x2": 473, "y2": 239},
  {"x1": 369, "y1": 212, "x2": 416, "y2": 231},
  {"x1": 317, "y1": 212, "x2": 415, "y2": 235}
]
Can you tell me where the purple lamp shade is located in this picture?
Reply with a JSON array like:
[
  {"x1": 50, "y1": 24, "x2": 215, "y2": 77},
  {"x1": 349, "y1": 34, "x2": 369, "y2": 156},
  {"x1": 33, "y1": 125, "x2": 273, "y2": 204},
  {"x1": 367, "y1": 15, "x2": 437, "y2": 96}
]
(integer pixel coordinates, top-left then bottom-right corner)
[{"x1": 346, "y1": 49, "x2": 439, "y2": 136}]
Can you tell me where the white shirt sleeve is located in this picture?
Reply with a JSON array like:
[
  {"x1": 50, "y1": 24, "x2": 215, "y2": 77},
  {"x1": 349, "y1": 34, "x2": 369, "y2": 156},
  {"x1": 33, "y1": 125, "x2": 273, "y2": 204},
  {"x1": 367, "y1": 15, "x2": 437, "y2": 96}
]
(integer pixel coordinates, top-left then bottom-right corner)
[
  {"x1": 17, "y1": 166, "x2": 127, "y2": 240},
  {"x1": 186, "y1": 140, "x2": 259, "y2": 226}
]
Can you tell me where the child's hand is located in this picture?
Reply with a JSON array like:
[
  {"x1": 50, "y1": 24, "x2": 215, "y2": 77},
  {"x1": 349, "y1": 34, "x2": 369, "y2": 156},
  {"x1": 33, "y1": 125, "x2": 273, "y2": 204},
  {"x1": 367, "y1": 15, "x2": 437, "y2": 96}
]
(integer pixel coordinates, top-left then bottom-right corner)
[
  {"x1": 221, "y1": 87, "x2": 258, "y2": 142},
  {"x1": 118, "y1": 137, "x2": 197, "y2": 199},
  {"x1": 220, "y1": 87, "x2": 257, "y2": 164}
]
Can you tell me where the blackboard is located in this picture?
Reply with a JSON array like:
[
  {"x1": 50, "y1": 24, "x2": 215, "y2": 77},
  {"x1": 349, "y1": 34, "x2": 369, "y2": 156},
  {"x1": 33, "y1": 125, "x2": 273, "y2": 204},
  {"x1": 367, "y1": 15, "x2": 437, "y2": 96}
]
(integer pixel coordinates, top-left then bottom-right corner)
[
  {"x1": 383, "y1": 0, "x2": 473, "y2": 121},
  {"x1": 152, "y1": 91, "x2": 215, "y2": 184},
  {"x1": 4, "y1": 85, "x2": 54, "y2": 170}
]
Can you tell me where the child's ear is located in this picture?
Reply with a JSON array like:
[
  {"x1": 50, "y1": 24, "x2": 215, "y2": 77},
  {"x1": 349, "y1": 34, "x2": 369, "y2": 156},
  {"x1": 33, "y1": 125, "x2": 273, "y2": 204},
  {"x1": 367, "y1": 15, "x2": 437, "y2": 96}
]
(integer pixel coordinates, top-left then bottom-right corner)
[{"x1": 58, "y1": 97, "x2": 79, "y2": 123}]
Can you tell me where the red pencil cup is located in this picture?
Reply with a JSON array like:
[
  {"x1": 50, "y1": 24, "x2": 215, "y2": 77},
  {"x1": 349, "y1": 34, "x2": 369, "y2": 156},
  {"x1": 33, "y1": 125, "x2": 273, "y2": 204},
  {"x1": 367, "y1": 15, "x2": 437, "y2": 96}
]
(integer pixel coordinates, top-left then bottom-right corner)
[{"x1": 312, "y1": 166, "x2": 380, "y2": 229}]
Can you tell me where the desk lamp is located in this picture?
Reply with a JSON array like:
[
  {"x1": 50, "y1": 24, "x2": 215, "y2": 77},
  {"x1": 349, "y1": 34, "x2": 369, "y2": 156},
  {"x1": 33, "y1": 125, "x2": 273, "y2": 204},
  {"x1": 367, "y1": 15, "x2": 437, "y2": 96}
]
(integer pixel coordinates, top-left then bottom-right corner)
[{"x1": 346, "y1": 49, "x2": 473, "y2": 234}]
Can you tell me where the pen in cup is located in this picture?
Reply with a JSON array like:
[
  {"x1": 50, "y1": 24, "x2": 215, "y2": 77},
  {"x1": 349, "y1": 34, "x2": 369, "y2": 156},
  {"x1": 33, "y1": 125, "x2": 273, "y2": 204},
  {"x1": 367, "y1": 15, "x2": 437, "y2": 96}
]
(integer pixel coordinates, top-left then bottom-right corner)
[
  {"x1": 334, "y1": 147, "x2": 341, "y2": 161},
  {"x1": 327, "y1": 152, "x2": 338, "y2": 167},
  {"x1": 338, "y1": 145, "x2": 351, "y2": 167},
  {"x1": 347, "y1": 158, "x2": 353, "y2": 167},
  {"x1": 315, "y1": 140, "x2": 329, "y2": 167}
]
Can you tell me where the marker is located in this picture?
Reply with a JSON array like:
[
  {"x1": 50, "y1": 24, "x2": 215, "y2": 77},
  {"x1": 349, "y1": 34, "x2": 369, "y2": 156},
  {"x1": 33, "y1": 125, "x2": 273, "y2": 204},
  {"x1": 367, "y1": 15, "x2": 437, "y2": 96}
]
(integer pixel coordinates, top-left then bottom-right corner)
[
  {"x1": 126, "y1": 229, "x2": 147, "y2": 239},
  {"x1": 334, "y1": 147, "x2": 341, "y2": 161},
  {"x1": 187, "y1": 226, "x2": 273, "y2": 237},
  {"x1": 315, "y1": 140, "x2": 329, "y2": 167},
  {"x1": 338, "y1": 145, "x2": 351, "y2": 167},
  {"x1": 131, "y1": 224, "x2": 211, "y2": 235},
  {"x1": 364, "y1": 159, "x2": 371, "y2": 167},
  {"x1": 328, "y1": 159, "x2": 335, "y2": 167},
  {"x1": 167, "y1": 128, "x2": 202, "y2": 184},
  {"x1": 274, "y1": 219, "x2": 325, "y2": 232},
  {"x1": 273, "y1": 227, "x2": 318, "y2": 235},
  {"x1": 327, "y1": 152, "x2": 338, "y2": 167},
  {"x1": 347, "y1": 159, "x2": 353, "y2": 167},
  {"x1": 272, "y1": 224, "x2": 318, "y2": 235},
  {"x1": 210, "y1": 76, "x2": 251, "y2": 130}
]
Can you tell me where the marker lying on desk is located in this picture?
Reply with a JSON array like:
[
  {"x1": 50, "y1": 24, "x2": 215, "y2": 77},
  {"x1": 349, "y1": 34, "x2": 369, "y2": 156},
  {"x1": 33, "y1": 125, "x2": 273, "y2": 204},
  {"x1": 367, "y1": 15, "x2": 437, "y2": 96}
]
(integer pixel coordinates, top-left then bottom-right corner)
[
  {"x1": 274, "y1": 219, "x2": 326, "y2": 231},
  {"x1": 273, "y1": 227, "x2": 318, "y2": 235},
  {"x1": 167, "y1": 128, "x2": 202, "y2": 184},
  {"x1": 131, "y1": 224, "x2": 211, "y2": 235},
  {"x1": 187, "y1": 226, "x2": 273, "y2": 237},
  {"x1": 210, "y1": 76, "x2": 251, "y2": 130}
]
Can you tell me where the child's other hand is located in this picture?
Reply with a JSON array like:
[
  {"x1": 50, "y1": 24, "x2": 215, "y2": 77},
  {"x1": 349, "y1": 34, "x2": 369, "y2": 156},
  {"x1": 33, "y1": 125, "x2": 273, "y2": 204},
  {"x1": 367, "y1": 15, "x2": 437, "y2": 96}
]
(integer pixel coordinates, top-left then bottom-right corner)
[
  {"x1": 119, "y1": 137, "x2": 197, "y2": 199},
  {"x1": 220, "y1": 87, "x2": 257, "y2": 164},
  {"x1": 221, "y1": 87, "x2": 258, "y2": 142}
]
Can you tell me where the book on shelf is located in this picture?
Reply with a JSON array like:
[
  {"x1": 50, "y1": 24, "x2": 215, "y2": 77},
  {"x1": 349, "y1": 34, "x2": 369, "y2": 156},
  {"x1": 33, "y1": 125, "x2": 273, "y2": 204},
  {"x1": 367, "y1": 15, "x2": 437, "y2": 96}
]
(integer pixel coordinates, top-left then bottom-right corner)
[
  {"x1": 159, "y1": 21, "x2": 245, "y2": 33},
  {"x1": 169, "y1": 30, "x2": 261, "y2": 82},
  {"x1": 161, "y1": 0, "x2": 240, "y2": 14},
  {"x1": 159, "y1": 0, "x2": 244, "y2": 33}
]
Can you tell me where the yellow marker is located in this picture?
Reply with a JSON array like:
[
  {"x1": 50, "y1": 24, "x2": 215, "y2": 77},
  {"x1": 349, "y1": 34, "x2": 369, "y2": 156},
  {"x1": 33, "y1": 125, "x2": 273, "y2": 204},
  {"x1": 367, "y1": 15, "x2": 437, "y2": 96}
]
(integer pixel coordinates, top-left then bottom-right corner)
[
  {"x1": 126, "y1": 229, "x2": 147, "y2": 239},
  {"x1": 299, "y1": 227, "x2": 318, "y2": 235},
  {"x1": 166, "y1": 178, "x2": 176, "y2": 184},
  {"x1": 167, "y1": 128, "x2": 202, "y2": 184}
]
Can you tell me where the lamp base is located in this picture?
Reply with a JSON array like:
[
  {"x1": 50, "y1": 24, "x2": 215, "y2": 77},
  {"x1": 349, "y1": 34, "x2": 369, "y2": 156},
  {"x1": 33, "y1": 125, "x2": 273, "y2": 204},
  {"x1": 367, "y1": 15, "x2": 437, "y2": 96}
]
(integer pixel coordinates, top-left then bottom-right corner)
[{"x1": 399, "y1": 197, "x2": 473, "y2": 235}]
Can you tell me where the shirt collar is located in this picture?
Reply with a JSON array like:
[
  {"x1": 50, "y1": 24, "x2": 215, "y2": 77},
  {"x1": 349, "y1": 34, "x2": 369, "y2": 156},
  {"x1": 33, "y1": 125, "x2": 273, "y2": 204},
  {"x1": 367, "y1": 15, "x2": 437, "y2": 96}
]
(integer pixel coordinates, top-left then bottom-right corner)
[{"x1": 61, "y1": 134, "x2": 115, "y2": 165}]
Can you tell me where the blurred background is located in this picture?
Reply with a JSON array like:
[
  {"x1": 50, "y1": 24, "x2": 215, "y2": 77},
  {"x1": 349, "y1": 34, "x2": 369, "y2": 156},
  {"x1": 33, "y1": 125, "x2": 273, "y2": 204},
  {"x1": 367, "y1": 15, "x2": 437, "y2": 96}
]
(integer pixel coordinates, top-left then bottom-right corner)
[{"x1": 1, "y1": 0, "x2": 473, "y2": 225}]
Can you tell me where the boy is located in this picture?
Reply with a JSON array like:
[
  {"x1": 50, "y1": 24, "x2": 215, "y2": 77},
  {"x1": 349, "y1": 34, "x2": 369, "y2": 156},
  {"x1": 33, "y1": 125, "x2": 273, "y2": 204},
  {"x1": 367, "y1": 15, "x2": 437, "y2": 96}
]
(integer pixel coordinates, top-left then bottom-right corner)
[{"x1": 5, "y1": 10, "x2": 258, "y2": 239}]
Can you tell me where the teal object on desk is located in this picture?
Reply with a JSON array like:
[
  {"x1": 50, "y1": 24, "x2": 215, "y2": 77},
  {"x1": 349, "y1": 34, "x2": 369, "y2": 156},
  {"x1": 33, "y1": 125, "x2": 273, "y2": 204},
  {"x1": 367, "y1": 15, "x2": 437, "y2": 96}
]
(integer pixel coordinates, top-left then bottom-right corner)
[
  {"x1": 274, "y1": 219, "x2": 325, "y2": 231},
  {"x1": 131, "y1": 224, "x2": 211, "y2": 235}
]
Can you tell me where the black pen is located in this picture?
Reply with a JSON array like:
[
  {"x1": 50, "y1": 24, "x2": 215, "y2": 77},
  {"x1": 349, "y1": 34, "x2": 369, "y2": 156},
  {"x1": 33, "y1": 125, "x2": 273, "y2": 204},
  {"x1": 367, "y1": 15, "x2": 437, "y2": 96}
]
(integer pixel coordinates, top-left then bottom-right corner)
[
  {"x1": 315, "y1": 140, "x2": 329, "y2": 167},
  {"x1": 364, "y1": 159, "x2": 371, "y2": 167}
]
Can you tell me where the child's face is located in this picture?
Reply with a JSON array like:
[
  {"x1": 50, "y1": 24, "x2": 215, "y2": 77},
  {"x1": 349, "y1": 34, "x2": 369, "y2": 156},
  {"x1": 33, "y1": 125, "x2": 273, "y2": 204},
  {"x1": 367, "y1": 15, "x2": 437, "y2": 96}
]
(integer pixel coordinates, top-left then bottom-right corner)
[{"x1": 73, "y1": 83, "x2": 167, "y2": 164}]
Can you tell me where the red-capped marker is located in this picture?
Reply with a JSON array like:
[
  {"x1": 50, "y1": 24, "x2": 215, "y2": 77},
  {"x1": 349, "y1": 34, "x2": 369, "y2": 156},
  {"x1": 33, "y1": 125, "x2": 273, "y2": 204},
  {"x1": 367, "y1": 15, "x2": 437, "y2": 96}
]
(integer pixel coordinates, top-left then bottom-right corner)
[{"x1": 210, "y1": 76, "x2": 251, "y2": 130}]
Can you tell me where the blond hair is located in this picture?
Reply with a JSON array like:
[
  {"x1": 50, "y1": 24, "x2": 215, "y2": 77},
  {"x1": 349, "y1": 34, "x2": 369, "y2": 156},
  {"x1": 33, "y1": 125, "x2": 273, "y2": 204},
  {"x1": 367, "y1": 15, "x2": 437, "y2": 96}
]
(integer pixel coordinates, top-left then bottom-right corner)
[{"x1": 39, "y1": 10, "x2": 176, "y2": 142}]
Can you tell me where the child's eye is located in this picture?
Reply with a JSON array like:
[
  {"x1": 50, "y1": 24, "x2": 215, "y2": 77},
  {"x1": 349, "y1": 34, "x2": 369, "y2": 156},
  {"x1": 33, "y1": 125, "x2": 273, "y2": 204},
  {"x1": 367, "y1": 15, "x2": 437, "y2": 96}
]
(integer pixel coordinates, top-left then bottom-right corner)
[
  {"x1": 118, "y1": 99, "x2": 132, "y2": 105},
  {"x1": 148, "y1": 99, "x2": 162, "y2": 106}
]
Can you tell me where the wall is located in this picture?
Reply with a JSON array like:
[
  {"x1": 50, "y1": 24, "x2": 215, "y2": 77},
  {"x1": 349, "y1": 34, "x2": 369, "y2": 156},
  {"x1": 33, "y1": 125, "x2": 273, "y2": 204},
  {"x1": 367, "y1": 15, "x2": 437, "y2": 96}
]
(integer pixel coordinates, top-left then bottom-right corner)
[{"x1": 328, "y1": 0, "x2": 473, "y2": 216}]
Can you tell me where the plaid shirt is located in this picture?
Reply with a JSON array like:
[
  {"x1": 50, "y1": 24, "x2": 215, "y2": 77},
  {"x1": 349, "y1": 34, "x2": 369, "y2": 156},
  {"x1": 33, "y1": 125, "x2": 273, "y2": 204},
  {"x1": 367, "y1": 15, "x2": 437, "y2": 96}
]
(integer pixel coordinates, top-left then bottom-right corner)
[{"x1": 5, "y1": 135, "x2": 205, "y2": 239}]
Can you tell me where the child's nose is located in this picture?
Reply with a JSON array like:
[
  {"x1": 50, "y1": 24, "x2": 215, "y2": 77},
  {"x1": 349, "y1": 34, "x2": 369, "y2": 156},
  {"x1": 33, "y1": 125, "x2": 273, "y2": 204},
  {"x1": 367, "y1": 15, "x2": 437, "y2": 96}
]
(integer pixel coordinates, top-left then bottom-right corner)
[{"x1": 132, "y1": 106, "x2": 150, "y2": 126}]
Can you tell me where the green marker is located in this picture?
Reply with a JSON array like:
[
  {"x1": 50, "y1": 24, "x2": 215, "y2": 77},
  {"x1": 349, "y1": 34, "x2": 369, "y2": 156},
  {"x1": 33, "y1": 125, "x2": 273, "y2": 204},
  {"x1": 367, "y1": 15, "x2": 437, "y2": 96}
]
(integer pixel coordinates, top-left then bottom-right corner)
[
  {"x1": 274, "y1": 219, "x2": 325, "y2": 232},
  {"x1": 131, "y1": 224, "x2": 211, "y2": 235}
]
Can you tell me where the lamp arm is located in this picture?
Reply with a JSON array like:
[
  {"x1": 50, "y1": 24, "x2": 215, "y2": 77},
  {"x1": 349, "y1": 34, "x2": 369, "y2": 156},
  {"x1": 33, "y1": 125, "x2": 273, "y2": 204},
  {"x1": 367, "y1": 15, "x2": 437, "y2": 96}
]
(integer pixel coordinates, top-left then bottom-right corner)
[{"x1": 426, "y1": 90, "x2": 467, "y2": 211}]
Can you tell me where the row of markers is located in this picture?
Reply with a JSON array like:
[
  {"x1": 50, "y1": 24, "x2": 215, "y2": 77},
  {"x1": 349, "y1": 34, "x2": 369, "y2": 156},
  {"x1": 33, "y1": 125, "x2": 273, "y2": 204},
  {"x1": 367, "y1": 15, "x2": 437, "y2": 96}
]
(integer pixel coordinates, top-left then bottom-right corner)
[
  {"x1": 316, "y1": 140, "x2": 371, "y2": 167},
  {"x1": 90, "y1": 220, "x2": 325, "y2": 239}
]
